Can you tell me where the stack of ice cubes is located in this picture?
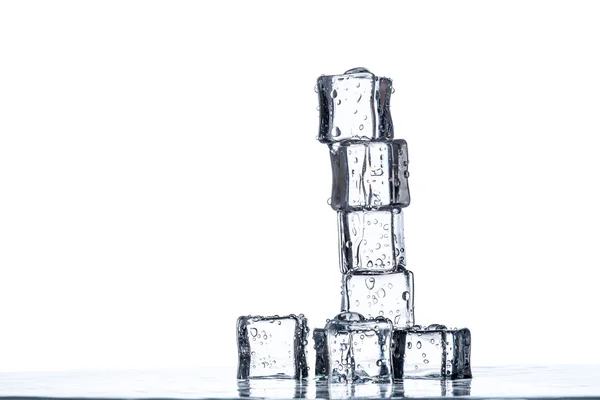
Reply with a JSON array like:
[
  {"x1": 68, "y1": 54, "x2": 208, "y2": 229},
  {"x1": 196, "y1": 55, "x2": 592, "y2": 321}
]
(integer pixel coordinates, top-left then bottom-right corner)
[{"x1": 237, "y1": 68, "x2": 471, "y2": 383}]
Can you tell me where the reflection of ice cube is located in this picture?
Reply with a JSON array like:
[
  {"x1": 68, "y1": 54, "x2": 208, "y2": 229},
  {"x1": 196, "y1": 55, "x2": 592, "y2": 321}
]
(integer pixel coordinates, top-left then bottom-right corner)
[
  {"x1": 236, "y1": 315, "x2": 309, "y2": 379},
  {"x1": 329, "y1": 140, "x2": 410, "y2": 211},
  {"x1": 325, "y1": 312, "x2": 393, "y2": 383},
  {"x1": 237, "y1": 379, "x2": 307, "y2": 398},
  {"x1": 401, "y1": 379, "x2": 471, "y2": 397},
  {"x1": 338, "y1": 208, "x2": 405, "y2": 274},
  {"x1": 316, "y1": 69, "x2": 394, "y2": 143},
  {"x1": 343, "y1": 270, "x2": 414, "y2": 328},
  {"x1": 393, "y1": 326, "x2": 472, "y2": 379},
  {"x1": 322, "y1": 381, "x2": 394, "y2": 399}
]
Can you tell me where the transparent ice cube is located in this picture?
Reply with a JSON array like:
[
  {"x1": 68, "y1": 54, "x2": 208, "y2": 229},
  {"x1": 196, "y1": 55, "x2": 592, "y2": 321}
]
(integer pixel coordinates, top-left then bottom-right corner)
[
  {"x1": 393, "y1": 325, "x2": 472, "y2": 380},
  {"x1": 236, "y1": 314, "x2": 309, "y2": 379},
  {"x1": 325, "y1": 312, "x2": 393, "y2": 383},
  {"x1": 312, "y1": 328, "x2": 328, "y2": 377},
  {"x1": 343, "y1": 270, "x2": 414, "y2": 328},
  {"x1": 338, "y1": 208, "x2": 405, "y2": 273},
  {"x1": 316, "y1": 68, "x2": 394, "y2": 144},
  {"x1": 446, "y1": 327, "x2": 472, "y2": 380},
  {"x1": 329, "y1": 140, "x2": 410, "y2": 211}
]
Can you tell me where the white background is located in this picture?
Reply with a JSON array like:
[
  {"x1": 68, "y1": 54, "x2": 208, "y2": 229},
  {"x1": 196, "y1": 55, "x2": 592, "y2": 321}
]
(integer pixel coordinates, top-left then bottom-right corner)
[{"x1": 1, "y1": 1, "x2": 599, "y2": 372}]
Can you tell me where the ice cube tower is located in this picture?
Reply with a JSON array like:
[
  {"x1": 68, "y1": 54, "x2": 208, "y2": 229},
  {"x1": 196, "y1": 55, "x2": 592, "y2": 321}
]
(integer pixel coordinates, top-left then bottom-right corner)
[
  {"x1": 237, "y1": 68, "x2": 471, "y2": 382},
  {"x1": 315, "y1": 68, "x2": 471, "y2": 381}
]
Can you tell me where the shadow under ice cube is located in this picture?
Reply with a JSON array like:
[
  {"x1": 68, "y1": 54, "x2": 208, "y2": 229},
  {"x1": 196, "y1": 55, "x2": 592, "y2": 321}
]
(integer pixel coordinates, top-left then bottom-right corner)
[
  {"x1": 325, "y1": 312, "x2": 393, "y2": 383},
  {"x1": 392, "y1": 325, "x2": 472, "y2": 380},
  {"x1": 237, "y1": 314, "x2": 309, "y2": 380},
  {"x1": 343, "y1": 270, "x2": 414, "y2": 328}
]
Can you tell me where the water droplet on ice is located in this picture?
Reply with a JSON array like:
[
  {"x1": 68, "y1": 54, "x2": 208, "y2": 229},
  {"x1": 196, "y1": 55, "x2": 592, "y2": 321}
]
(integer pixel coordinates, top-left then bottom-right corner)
[
  {"x1": 250, "y1": 328, "x2": 258, "y2": 337},
  {"x1": 365, "y1": 277, "x2": 376, "y2": 289},
  {"x1": 332, "y1": 89, "x2": 338, "y2": 98},
  {"x1": 355, "y1": 300, "x2": 360, "y2": 306},
  {"x1": 345, "y1": 240, "x2": 352, "y2": 248},
  {"x1": 426, "y1": 324, "x2": 447, "y2": 330},
  {"x1": 402, "y1": 291, "x2": 410, "y2": 301},
  {"x1": 416, "y1": 341, "x2": 422, "y2": 349},
  {"x1": 333, "y1": 127, "x2": 341, "y2": 137},
  {"x1": 359, "y1": 124, "x2": 364, "y2": 130},
  {"x1": 344, "y1": 67, "x2": 371, "y2": 74},
  {"x1": 377, "y1": 288, "x2": 386, "y2": 298}
]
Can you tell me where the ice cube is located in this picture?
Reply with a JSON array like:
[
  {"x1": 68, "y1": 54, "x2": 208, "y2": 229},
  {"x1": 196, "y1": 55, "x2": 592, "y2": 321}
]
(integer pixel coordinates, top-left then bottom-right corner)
[
  {"x1": 325, "y1": 312, "x2": 393, "y2": 383},
  {"x1": 338, "y1": 208, "x2": 405, "y2": 273},
  {"x1": 236, "y1": 314, "x2": 309, "y2": 379},
  {"x1": 329, "y1": 140, "x2": 410, "y2": 211},
  {"x1": 312, "y1": 328, "x2": 328, "y2": 377},
  {"x1": 316, "y1": 68, "x2": 394, "y2": 143},
  {"x1": 343, "y1": 270, "x2": 414, "y2": 328},
  {"x1": 393, "y1": 325, "x2": 472, "y2": 380}
]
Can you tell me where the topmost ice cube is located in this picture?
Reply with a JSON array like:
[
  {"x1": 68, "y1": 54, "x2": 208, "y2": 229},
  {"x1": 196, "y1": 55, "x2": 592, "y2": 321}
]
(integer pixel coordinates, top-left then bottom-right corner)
[{"x1": 317, "y1": 68, "x2": 394, "y2": 143}]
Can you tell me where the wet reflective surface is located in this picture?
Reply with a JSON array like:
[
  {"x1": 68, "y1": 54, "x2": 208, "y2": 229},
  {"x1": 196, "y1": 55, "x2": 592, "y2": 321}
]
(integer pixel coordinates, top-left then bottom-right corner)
[{"x1": 1, "y1": 365, "x2": 600, "y2": 399}]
